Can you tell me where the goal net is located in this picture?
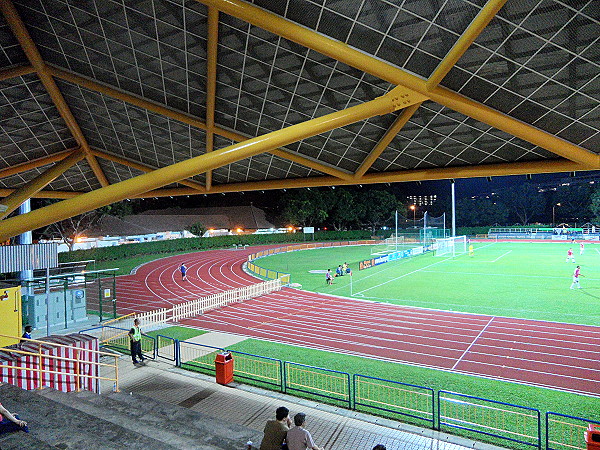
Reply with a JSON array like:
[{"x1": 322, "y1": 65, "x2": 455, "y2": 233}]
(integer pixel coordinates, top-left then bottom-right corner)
[
  {"x1": 371, "y1": 234, "x2": 406, "y2": 255},
  {"x1": 434, "y1": 236, "x2": 467, "y2": 257}
]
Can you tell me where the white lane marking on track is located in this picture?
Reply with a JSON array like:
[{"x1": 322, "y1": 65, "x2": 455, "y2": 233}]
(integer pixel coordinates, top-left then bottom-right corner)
[
  {"x1": 182, "y1": 319, "x2": 600, "y2": 396},
  {"x1": 209, "y1": 299, "x2": 600, "y2": 363},
  {"x1": 186, "y1": 312, "x2": 600, "y2": 380},
  {"x1": 115, "y1": 248, "x2": 600, "y2": 392},
  {"x1": 452, "y1": 317, "x2": 495, "y2": 370}
]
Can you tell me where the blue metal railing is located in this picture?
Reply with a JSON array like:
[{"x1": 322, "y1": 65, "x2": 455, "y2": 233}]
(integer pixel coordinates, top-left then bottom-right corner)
[
  {"x1": 156, "y1": 335, "x2": 177, "y2": 362},
  {"x1": 89, "y1": 333, "x2": 598, "y2": 450},
  {"x1": 546, "y1": 412, "x2": 600, "y2": 450},
  {"x1": 353, "y1": 374, "x2": 434, "y2": 428},
  {"x1": 226, "y1": 349, "x2": 284, "y2": 391},
  {"x1": 177, "y1": 341, "x2": 224, "y2": 374},
  {"x1": 79, "y1": 325, "x2": 156, "y2": 359},
  {"x1": 284, "y1": 361, "x2": 351, "y2": 408},
  {"x1": 438, "y1": 390, "x2": 541, "y2": 448}
]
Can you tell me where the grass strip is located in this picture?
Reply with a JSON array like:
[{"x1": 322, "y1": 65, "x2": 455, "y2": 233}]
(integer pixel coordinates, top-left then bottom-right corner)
[{"x1": 156, "y1": 326, "x2": 599, "y2": 449}]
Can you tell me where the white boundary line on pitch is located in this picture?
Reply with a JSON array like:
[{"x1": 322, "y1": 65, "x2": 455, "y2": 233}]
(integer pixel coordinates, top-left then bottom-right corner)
[
  {"x1": 452, "y1": 317, "x2": 495, "y2": 370},
  {"x1": 419, "y1": 270, "x2": 575, "y2": 279},
  {"x1": 352, "y1": 242, "x2": 500, "y2": 296},
  {"x1": 487, "y1": 250, "x2": 512, "y2": 263}
]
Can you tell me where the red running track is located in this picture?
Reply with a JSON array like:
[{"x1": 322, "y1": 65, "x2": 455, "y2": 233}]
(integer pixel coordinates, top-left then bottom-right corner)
[{"x1": 116, "y1": 246, "x2": 600, "y2": 397}]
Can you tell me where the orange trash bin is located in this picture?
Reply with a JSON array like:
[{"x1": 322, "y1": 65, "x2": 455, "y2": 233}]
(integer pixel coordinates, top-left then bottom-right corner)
[
  {"x1": 585, "y1": 424, "x2": 600, "y2": 450},
  {"x1": 215, "y1": 351, "x2": 234, "y2": 385}
]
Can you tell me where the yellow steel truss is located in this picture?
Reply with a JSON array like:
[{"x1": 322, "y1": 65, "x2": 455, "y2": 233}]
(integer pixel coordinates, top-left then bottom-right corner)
[
  {"x1": 0, "y1": 149, "x2": 85, "y2": 219},
  {"x1": 0, "y1": 1, "x2": 110, "y2": 187},
  {"x1": 0, "y1": 86, "x2": 411, "y2": 241},
  {"x1": 198, "y1": 0, "x2": 599, "y2": 169}
]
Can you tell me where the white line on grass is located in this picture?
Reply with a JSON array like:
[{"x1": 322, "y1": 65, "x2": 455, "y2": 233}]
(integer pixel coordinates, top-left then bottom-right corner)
[
  {"x1": 489, "y1": 250, "x2": 512, "y2": 263},
  {"x1": 327, "y1": 242, "x2": 501, "y2": 295},
  {"x1": 452, "y1": 317, "x2": 495, "y2": 370},
  {"x1": 419, "y1": 270, "x2": 575, "y2": 279},
  {"x1": 353, "y1": 257, "x2": 455, "y2": 295}
]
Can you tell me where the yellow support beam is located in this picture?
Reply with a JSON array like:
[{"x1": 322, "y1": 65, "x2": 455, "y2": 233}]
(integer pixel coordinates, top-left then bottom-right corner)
[
  {"x1": 0, "y1": 1, "x2": 110, "y2": 187},
  {"x1": 0, "y1": 88, "x2": 404, "y2": 241},
  {"x1": 90, "y1": 148, "x2": 206, "y2": 191},
  {"x1": 48, "y1": 65, "x2": 209, "y2": 131},
  {"x1": 426, "y1": 0, "x2": 508, "y2": 90},
  {"x1": 204, "y1": 6, "x2": 219, "y2": 191},
  {"x1": 0, "y1": 149, "x2": 77, "y2": 179},
  {"x1": 355, "y1": 102, "x2": 422, "y2": 179},
  {"x1": 0, "y1": 149, "x2": 85, "y2": 219},
  {"x1": 49, "y1": 65, "x2": 359, "y2": 180},
  {"x1": 197, "y1": 0, "x2": 599, "y2": 169},
  {"x1": 204, "y1": 159, "x2": 589, "y2": 194},
  {"x1": 0, "y1": 63, "x2": 35, "y2": 82},
  {"x1": 1, "y1": 157, "x2": 586, "y2": 200},
  {"x1": 269, "y1": 149, "x2": 354, "y2": 181}
]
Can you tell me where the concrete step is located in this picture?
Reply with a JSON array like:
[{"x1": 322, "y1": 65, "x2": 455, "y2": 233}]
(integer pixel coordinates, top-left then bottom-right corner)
[
  {"x1": 38, "y1": 387, "x2": 260, "y2": 449},
  {"x1": 0, "y1": 427, "x2": 55, "y2": 450},
  {"x1": 0, "y1": 383, "x2": 181, "y2": 449}
]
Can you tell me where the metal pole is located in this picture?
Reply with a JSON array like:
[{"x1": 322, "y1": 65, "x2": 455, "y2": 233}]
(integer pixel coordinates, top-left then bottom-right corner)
[
  {"x1": 443, "y1": 212, "x2": 446, "y2": 238},
  {"x1": 451, "y1": 180, "x2": 456, "y2": 237},
  {"x1": 17, "y1": 200, "x2": 33, "y2": 326},
  {"x1": 45, "y1": 266, "x2": 50, "y2": 336},
  {"x1": 395, "y1": 210, "x2": 398, "y2": 251}
]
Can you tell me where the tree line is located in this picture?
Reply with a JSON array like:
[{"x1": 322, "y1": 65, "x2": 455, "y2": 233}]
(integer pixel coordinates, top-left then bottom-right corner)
[
  {"x1": 280, "y1": 188, "x2": 446, "y2": 231},
  {"x1": 281, "y1": 183, "x2": 600, "y2": 230},
  {"x1": 457, "y1": 183, "x2": 600, "y2": 227},
  {"x1": 28, "y1": 181, "x2": 600, "y2": 250}
]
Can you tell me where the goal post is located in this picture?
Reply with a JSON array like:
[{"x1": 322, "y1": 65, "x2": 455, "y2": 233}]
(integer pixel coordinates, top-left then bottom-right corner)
[
  {"x1": 434, "y1": 235, "x2": 467, "y2": 257},
  {"x1": 371, "y1": 234, "x2": 406, "y2": 255}
]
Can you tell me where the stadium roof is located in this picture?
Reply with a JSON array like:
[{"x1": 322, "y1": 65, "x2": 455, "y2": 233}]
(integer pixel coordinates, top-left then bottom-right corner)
[{"x1": 0, "y1": 0, "x2": 599, "y2": 240}]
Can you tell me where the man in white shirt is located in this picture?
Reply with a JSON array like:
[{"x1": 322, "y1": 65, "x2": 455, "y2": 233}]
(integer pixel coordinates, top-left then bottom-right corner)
[{"x1": 286, "y1": 413, "x2": 324, "y2": 450}]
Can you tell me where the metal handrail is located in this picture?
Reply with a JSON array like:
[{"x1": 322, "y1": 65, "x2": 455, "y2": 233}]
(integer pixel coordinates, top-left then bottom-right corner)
[
  {"x1": 102, "y1": 312, "x2": 135, "y2": 327},
  {"x1": 0, "y1": 334, "x2": 119, "y2": 392}
]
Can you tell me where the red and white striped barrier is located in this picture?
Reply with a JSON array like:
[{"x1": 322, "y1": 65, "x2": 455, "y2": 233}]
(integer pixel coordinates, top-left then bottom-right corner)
[{"x1": 0, "y1": 333, "x2": 100, "y2": 393}]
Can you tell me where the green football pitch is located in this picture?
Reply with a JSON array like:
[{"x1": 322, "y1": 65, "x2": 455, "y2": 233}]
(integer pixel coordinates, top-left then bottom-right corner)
[{"x1": 254, "y1": 241, "x2": 600, "y2": 326}]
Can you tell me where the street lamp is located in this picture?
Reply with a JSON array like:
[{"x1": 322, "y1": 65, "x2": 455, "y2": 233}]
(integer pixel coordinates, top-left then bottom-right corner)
[
  {"x1": 552, "y1": 203, "x2": 561, "y2": 226},
  {"x1": 410, "y1": 204, "x2": 416, "y2": 226}
]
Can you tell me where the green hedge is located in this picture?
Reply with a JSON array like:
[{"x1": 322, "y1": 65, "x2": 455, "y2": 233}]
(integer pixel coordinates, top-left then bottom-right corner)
[{"x1": 58, "y1": 230, "x2": 374, "y2": 263}]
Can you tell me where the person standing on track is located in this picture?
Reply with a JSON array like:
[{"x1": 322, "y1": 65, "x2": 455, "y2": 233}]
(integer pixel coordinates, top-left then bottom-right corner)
[
  {"x1": 570, "y1": 265, "x2": 583, "y2": 289},
  {"x1": 566, "y1": 248, "x2": 575, "y2": 263},
  {"x1": 180, "y1": 263, "x2": 188, "y2": 281}
]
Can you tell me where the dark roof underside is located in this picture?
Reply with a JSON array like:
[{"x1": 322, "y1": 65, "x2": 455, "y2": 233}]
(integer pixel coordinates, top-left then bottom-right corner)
[{"x1": 0, "y1": 0, "x2": 598, "y2": 194}]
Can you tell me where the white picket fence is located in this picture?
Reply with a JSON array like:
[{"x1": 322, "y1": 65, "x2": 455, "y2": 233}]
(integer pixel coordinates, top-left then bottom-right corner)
[
  {"x1": 136, "y1": 308, "x2": 170, "y2": 330},
  {"x1": 171, "y1": 279, "x2": 281, "y2": 322},
  {"x1": 104, "y1": 280, "x2": 283, "y2": 337}
]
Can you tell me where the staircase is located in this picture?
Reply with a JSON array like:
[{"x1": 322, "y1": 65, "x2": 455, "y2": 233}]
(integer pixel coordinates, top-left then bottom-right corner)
[{"x1": 0, "y1": 382, "x2": 260, "y2": 449}]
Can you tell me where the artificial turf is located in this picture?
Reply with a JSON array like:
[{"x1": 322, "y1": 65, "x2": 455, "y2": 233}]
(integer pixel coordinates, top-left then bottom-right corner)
[{"x1": 253, "y1": 241, "x2": 600, "y2": 326}]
